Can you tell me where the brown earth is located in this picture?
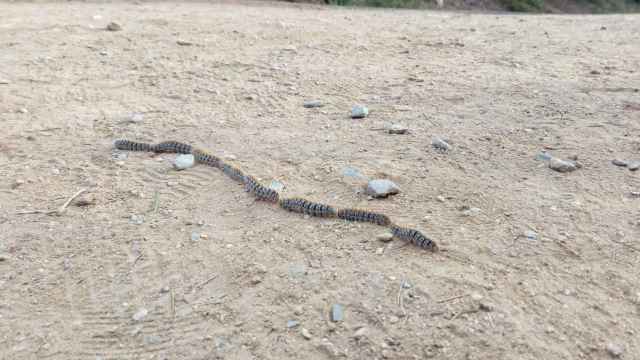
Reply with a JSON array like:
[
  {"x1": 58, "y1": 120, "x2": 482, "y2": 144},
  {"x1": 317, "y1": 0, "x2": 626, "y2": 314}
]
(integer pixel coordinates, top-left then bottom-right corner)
[{"x1": 1, "y1": 1, "x2": 640, "y2": 359}]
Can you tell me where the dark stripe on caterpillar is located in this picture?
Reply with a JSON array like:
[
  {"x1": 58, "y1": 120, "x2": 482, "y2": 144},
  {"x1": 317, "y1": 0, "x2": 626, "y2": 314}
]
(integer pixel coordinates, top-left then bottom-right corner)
[
  {"x1": 278, "y1": 197, "x2": 337, "y2": 218},
  {"x1": 244, "y1": 175, "x2": 279, "y2": 203},
  {"x1": 390, "y1": 224, "x2": 438, "y2": 251},
  {"x1": 221, "y1": 163, "x2": 246, "y2": 183},
  {"x1": 154, "y1": 141, "x2": 192, "y2": 154},
  {"x1": 192, "y1": 149, "x2": 222, "y2": 169},
  {"x1": 114, "y1": 139, "x2": 155, "y2": 152},
  {"x1": 337, "y1": 208, "x2": 391, "y2": 226}
]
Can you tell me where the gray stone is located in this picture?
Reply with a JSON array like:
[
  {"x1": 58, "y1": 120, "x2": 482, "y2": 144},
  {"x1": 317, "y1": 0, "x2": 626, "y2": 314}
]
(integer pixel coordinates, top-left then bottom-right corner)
[
  {"x1": 269, "y1": 180, "x2": 285, "y2": 192},
  {"x1": 377, "y1": 233, "x2": 394, "y2": 242},
  {"x1": 549, "y1": 158, "x2": 577, "y2": 173},
  {"x1": 301, "y1": 328, "x2": 313, "y2": 340},
  {"x1": 330, "y1": 304, "x2": 344, "y2": 322},
  {"x1": 190, "y1": 232, "x2": 201, "y2": 242},
  {"x1": 288, "y1": 263, "x2": 307, "y2": 279},
  {"x1": 606, "y1": 342, "x2": 623, "y2": 358},
  {"x1": 629, "y1": 162, "x2": 640, "y2": 171},
  {"x1": 535, "y1": 152, "x2": 553, "y2": 161},
  {"x1": 366, "y1": 179, "x2": 400, "y2": 198},
  {"x1": 174, "y1": 154, "x2": 195, "y2": 170},
  {"x1": 303, "y1": 100, "x2": 323, "y2": 108},
  {"x1": 287, "y1": 320, "x2": 300, "y2": 328},
  {"x1": 524, "y1": 230, "x2": 538, "y2": 241},
  {"x1": 144, "y1": 334, "x2": 162, "y2": 345},
  {"x1": 612, "y1": 159, "x2": 628, "y2": 167},
  {"x1": 431, "y1": 137, "x2": 451, "y2": 152},
  {"x1": 160, "y1": 286, "x2": 170, "y2": 293},
  {"x1": 479, "y1": 301, "x2": 495, "y2": 312},
  {"x1": 106, "y1": 22, "x2": 122, "y2": 31},
  {"x1": 0, "y1": 254, "x2": 7, "y2": 262},
  {"x1": 461, "y1": 207, "x2": 482, "y2": 217},
  {"x1": 342, "y1": 167, "x2": 367, "y2": 180},
  {"x1": 132, "y1": 308, "x2": 148, "y2": 321},
  {"x1": 388, "y1": 124, "x2": 408, "y2": 134},
  {"x1": 351, "y1": 105, "x2": 369, "y2": 119},
  {"x1": 129, "y1": 214, "x2": 144, "y2": 225}
]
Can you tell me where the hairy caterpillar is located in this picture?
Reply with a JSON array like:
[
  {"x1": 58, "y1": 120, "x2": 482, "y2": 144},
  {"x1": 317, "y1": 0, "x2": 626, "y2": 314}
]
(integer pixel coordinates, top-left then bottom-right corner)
[
  {"x1": 114, "y1": 139, "x2": 156, "y2": 152},
  {"x1": 154, "y1": 141, "x2": 192, "y2": 154},
  {"x1": 279, "y1": 197, "x2": 337, "y2": 218},
  {"x1": 390, "y1": 224, "x2": 438, "y2": 251},
  {"x1": 244, "y1": 175, "x2": 279, "y2": 203},
  {"x1": 192, "y1": 148, "x2": 222, "y2": 169},
  {"x1": 221, "y1": 163, "x2": 246, "y2": 183},
  {"x1": 337, "y1": 208, "x2": 391, "y2": 227}
]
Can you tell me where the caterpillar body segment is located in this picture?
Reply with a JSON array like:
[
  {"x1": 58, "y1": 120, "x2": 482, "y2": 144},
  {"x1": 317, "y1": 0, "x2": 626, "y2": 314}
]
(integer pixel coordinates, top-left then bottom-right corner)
[
  {"x1": 221, "y1": 163, "x2": 246, "y2": 184},
  {"x1": 244, "y1": 175, "x2": 279, "y2": 203},
  {"x1": 279, "y1": 198, "x2": 337, "y2": 218},
  {"x1": 390, "y1": 224, "x2": 438, "y2": 251},
  {"x1": 114, "y1": 139, "x2": 155, "y2": 152},
  {"x1": 192, "y1": 149, "x2": 222, "y2": 169},
  {"x1": 337, "y1": 208, "x2": 391, "y2": 227},
  {"x1": 154, "y1": 141, "x2": 193, "y2": 154}
]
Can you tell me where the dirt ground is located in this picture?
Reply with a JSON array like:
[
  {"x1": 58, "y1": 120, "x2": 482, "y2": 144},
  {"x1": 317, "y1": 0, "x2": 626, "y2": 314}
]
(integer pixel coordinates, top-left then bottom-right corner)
[{"x1": 1, "y1": 1, "x2": 640, "y2": 359}]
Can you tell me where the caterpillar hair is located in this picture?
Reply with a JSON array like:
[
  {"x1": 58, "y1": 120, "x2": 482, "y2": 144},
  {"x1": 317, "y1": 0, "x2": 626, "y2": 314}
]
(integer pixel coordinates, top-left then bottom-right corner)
[
  {"x1": 114, "y1": 139, "x2": 155, "y2": 152},
  {"x1": 192, "y1": 149, "x2": 222, "y2": 169},
  {"x1": 337, "y1": 208, "x2": 391, "y2": 227},
  {"x1": 390, "y1": 224, "x2": 438, "y2": 251},
  {"x1": 279, "y1": 197, "x2": 337, "y2": 218},
  {"x1": 154, "y1": 141, "x2": 193, "y2": 154}
]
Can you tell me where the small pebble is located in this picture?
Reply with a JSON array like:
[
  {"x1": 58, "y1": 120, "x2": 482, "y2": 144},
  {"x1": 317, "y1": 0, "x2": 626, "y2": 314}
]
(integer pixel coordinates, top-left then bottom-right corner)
[
  {"x1": 287, "y1": 320, "x2": 300, "y2": 328},
  {"x1": 462, "y1": 207, "x2": 482, "y2": 217},
  {"x1": 303, "y1": 100, "x2": 323, "y2": 108},
  {"x1": 612, "y1": 159, "x2": 628, "y2": 167},
  {"x1": 353, "y1": 327, "x2": 367, "y2": 339},
  {"x1": 190, "y1": 232, "x2": 201, "y2": 242},
  {"x1": 132, "y1": 308, "x2": 148, "y2": 321},
  {"x1": 0, "y1": 254, "x2": 7, "y2": 262},
  {"x1": 365, "y1": 179, "x2": 400, "y2": 198},
  {"x1": 17, "y1": 108, "x2": 28, "y2": 114},
  {"x1": 11, "y1": 179, "x2": 25, "y2": 189},
  {"x1": 535, "y1": 152, "x2": 553, "y2": 161},
  {"x1": 174, "y1": 154, "x2": 195, "y2": 170},
  {"x1": 549, "y1": 158, "x2": 577, "y2": 173},
  {"x1": 351, "y1": 105, "x2": 369, "y2": 119},
  {"x1": 250, "y1": 275, "x2": 262, "y2": 285},
  {"x1": 106, "y1": 22, "x2": 122, "y2": 31},
  {"x1": 160, "y1": 286, "x2": 170, "y2": 293},
  {"x1": 388, "y1": 124, "x2": 408, "y2": 134},
  {"x1": 176, "y1": 40, "x2": 193, "y2": 46},
  {"x1": 479, "y1": 301, "x2": 495, "y2": 312},
  {"x1": 269, "y1": 180, "x2": 285, "y2": 192},
  {"x1": 301, "y1": 328, "x2": 313, "y2": 340},
  {"x1": 330, "y1": 304, "x2": 344, "y2": 322},
  {"x1": 628, "y1": 162, "x2": 640, "y2": 171},
  {"x1": 436, "y1": 195, "x2": 446, "y2": 202},
  {"x1": 524, "y1": 230, "x2": 538, "y2": 241},
  {"x1": 129, "y1": 214, "x2": 144, "y2": 225},
  {"x1": 431, "y1": 137, "x2": 451, "y2": 152},
  {"x1": 377, "y1": 233, "x2": 394, "y2": 242},
  {"x1": 144, "y1": 334, "x2": 162, "y2": 345},
  {"x1": 606, "y1": 342, "x2": 623, "y2": 358}
]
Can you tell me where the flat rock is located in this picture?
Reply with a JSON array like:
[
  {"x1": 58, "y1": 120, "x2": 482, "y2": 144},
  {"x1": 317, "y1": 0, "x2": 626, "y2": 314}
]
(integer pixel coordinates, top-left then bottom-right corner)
[
  {"x1": 628, "y1": 161, "x2": 640, "y2": 171},
  {"x1": 606, "y1": 342, "x2": 623, "y2": 358},
  {"x1": 431, "y1": 137, "x2": 451, "y2": 152},
  {"x1": 174, "y1": 154, "x2": 195, "y2": 170},
  {"x1": 351, "y1": 105, "x2": 368, "y2": 119},
  {"x1": 106, "y1": 22, "x2": 122, "y2": 31},
  {"x1": 303, "y1": 100, "x2": 323, "y2": 108},
  {"x1": 330, "y1": 304, "x2": 344, "y2": 322},
  {"x1": 535, "y1": 152, "x2": 553, "y2": 161},
  {"x1": 612, "y1": 159, "x2": 628, "y2": 167},
  {"x1": 388, "y1": 124, "x2": 408, "y2": 134},
  {"x1": 377, "y1": 232, "x2": 394, "y2": 242},
  {"x1": 366, "y1": 179, "x2": 400, "y2": 198},
  {"x1": 132, "y1": 308, "x2": 148, "y2": 321},
  {"x1": 287, "y1": 320, "x2": 300, "y2": 328},
  {"x1": 301, "y1": 328, "x2": 313, "y2": 340},
  {"x1": 549, "y1": 158, "x2": 577, "y2": 173}
]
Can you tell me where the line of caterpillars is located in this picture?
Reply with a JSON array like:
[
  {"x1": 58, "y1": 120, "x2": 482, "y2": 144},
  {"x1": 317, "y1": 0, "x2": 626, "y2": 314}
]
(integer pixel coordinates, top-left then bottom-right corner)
[{"x1": 114, "y1": 139, "x2": 438, "y2": 251}]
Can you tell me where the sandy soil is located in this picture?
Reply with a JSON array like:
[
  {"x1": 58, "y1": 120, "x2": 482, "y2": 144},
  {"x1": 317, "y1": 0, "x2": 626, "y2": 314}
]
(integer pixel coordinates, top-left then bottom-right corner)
[{"x1": 1, "y1": 1, "x2": 640, "y2": 359}]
